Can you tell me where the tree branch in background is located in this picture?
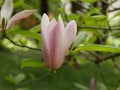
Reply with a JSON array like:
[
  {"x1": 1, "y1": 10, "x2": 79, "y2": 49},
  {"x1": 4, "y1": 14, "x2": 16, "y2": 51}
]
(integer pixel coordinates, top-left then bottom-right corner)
[
  {"x1": 4, "y1": 35, "x2": 41, "y2": 51},
  {"x1": 94, "y1": 53, "x2": 120, "y2": 64},
  {"x1": 2, "y1": 31, "x2": 41, "y2": 51},
  {"x1": 71, "y1": 1, "x2": 89, "y2": 13},
  {"x1": 108, "y1": 7, "x2": 120, "y2": 12},
  {"x1": 17, "y1": 72, "x2": 51, "y2": 88}
]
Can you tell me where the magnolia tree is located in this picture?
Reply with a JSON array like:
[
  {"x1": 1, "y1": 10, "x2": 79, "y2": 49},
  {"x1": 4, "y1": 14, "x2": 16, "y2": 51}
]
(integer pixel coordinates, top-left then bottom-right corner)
[{"x1": 0, "y1": 0, "x2": 120, "y2": 90}]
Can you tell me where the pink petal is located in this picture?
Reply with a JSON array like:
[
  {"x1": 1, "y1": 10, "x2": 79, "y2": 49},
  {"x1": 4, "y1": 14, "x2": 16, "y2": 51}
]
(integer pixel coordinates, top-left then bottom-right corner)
[
  {"x1": 48, "y1": 15, "x2": 65, "y2": 69},
  {"x1": 64, "y1": 20, "x2": 77, "y2": 51},
  {"x1": 90, "y1": 78, "x2": 95, "y2": 90},
  {"x1": 41, "y1": 14, "x2": 58, "y2": 69},
  {"x1": 41, "y1": 14, "x2": 77, "y2": 70},
  {"x1": 41, "y1": 14, "x2": 49, "y2": 34},
  {"x1": 1, "y1": 0, "x2": 13, "y2": 20},
  {"x1": 41, "y1": 14, "x2": 57, "y2": 41},
  {"x1": 6, "y1": 10, "x2": 37, "y2": 29},
  {"x1": 52, "y1": 20, "x2": 77, "y2": 69}
]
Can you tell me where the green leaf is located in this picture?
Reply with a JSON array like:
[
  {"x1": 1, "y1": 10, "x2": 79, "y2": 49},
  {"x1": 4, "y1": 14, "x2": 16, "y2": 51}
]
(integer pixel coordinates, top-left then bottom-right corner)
[
  {"x1": 16, "y1": 88, "x2": 30, "y2": 90},
  {"x1": 5, "y1": 74, "x2": 16, "y2": 84},
  {"x1": 74, "y1": 83, "x2": 89, "y2": 90},
  {"x1": 5, "y1": 73, "x2": 26, "y2": 85},
  {"x1": 67, "y1": 14, "x2": 80, "y2": 23},
  {"x1": 73, "y1": 55, "x2": 87, "y2": 65},
  {"x1": 112, "y1": 31, "x2": 120, "y2": 37},
  {"x1": 80, "y1": 0, "x2": 97, "y2": 3},
  {"x1": 72, "y1": 32, "x2": 88, "y2": 49},
  {"x1": 15, "y1": 73, "x2": 26, "y2": 84},
  {"x1": 109, "y1": 11, "x2": 120, "y2": 20},
  {"x1": 96, "y1": 82, "x2": 107, "y2": 90},
  {"x1": 14, "y1": 0, "x2": 25, "y2": 8},
  {"x1": 8, "y1": 29, "x2": 41, "y2": 41},
  {"x1": 91, "y1": 15, "x2": 106, "y2": 21},
  {"x1": 82, "y1": 14, "x2": 107, "y2": 27},
  {"x1": 21, "y1": 59, "x2": 44, "y2": 68},
  {"x1": 29, "y1": 24, "x2": 40, "y2": 33},
  {"x1": 73, "y1": 44, "x2": 120, "y2": 53},
  {"x1": 109, "y1": 16, "x2": 120, "y2": 27}
]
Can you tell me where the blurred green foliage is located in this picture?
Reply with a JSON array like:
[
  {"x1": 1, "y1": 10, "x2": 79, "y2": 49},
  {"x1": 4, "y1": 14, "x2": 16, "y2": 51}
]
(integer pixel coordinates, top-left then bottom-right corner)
[
  {"x1": 0, "y1": 0, "x2": 120, "y2": 90},
  {"x1": 0, "y1": 51, "x2": 120, "y2": 90}
]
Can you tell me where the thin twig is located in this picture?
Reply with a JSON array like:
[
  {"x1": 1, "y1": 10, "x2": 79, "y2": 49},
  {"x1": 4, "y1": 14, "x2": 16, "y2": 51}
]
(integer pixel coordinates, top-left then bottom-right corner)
[
  {"x1": 4, "y1": 35, "x2": 41, "y2": 51},
  {"x1": 73, "y1": 1, "x2": 89, "y2": 11},
  {"x1": 94, "y1": 53, "x2": 120, "y2": 64},
  {"x1": 17, "y1": 72, "x2": 51, "y2": 87},
  {"x1": 109, "y1": 7, "x2": 120, "y2": 12}
]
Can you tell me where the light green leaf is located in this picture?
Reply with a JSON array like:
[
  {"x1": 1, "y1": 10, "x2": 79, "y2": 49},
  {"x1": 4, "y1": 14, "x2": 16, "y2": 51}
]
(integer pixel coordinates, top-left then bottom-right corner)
[
  {"x1": 67, "y1": 14, "x2": 80, "y2": 23},
  {"x1": 29, "y1": 24, "x2": 40, "y2": 33},
  {"x1": 109, "y1": 16, "x2": 120, "y2": 27},
  {"x1": 21, "y1": 59, "x2": 44, "y2": 68},
  {"x1": 73, "y1": 44, "x2": 120, "y2": 53},
  {"x1": 5, "y1": 73, "x2": 26, "y2": 85},
  {"x1": 80, "y1": 0, "x2": 97, "y2": 3},
  {"x1": 15, "y1": 73, "x2": 26, "y2": 84},
  {"x1": 72, "y1": 32, "x2": 88, "y2": 49},
  {"x1": 109, "y1": 11, "x2": 120, "y2": 20},
  {"x1": 73, "y1": 55, "x2": 87, "y2": 65},
  {"x1": 8, "y1": 30, "x2": 41, "y2": 41},
  {"x1": 96, "y1": 82, "x2": 107, "y2": 90},
  {"x1": 91, "y1": 15, "x2": 106, "y2": 21},
  {"x1": 16, "y1": 88, "x2": 30, "y2": 90},
  {"x1": 112, "y1": 31, "x2": 120, "y2": 37},
  {"x1": 74, "y1": 83, "x2": 89, "y2": 90},
  {"x1": 5, "y1": 74, "x2": 16, "y2": 84}
]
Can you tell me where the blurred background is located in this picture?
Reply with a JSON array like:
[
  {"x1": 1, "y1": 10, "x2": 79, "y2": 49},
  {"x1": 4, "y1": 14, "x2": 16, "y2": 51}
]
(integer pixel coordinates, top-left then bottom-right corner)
[{"x1": 0, "y1": 0, "x2": 120, "y2": 90}]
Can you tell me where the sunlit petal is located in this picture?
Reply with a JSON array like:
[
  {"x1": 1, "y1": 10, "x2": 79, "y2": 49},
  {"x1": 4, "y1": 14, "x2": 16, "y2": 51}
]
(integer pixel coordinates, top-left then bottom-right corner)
[
  {"x1": 41, "y1": 14, "x2": 77, "y2": 69},
  {"x1": 64, "y1": 20, "x2": 77, "y2": 50},
  {"x1": 6, "y1": 10, "x2": 37, "y2": 29},
  {"x1": 41, "y1": 14, "x2": 57, "y2": 69},
  {"x1": 1, "y1": 0, "x2": 13, "y2": 20},
  {"x1": 48, "y1": 15, "x2": 65, "y2": 69},
  {"x1": 41, "y1": 13, "x2": 49, "y2": 33}
]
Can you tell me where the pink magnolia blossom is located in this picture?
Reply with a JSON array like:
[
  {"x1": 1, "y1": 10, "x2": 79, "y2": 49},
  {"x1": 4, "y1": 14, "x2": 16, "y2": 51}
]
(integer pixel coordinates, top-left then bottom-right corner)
[
  {"x1": 0, "y1": 0, "x2": 36, "y2": 30},
  {"x1": 41, "y1": 14, "x2": 77, "y2": 69},
  {"x1": 90, "y1": 78, "x2": 95, "y2": 90}
]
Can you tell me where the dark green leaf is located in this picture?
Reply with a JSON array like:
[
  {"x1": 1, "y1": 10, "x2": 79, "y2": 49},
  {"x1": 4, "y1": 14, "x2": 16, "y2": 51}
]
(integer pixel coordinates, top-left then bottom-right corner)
[{"x1": 4, "y1": 74, "x2": 16, "y2": 84}]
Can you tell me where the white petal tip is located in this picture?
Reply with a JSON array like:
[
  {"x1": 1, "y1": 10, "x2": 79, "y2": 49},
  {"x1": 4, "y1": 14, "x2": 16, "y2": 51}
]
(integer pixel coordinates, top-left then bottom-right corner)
[
  {"x1": 58, "y1": 14, "x2": 62, "y2": 20},
  {"x1": 42, "y1": 13, "x2": 49, "y2": 18}
]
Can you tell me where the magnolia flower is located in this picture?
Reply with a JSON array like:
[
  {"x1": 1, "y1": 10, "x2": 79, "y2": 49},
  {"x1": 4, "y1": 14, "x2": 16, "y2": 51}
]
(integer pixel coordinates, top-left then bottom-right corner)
[
  {"x1": 41, "y1": 14, "x2": 77, "y2": 70},
  {"x1": 0, "y1": 0, "x2": 36, "y2": 30},
  {"x1": 90, "y1": 78, "x2": 95, "y2": 90}
]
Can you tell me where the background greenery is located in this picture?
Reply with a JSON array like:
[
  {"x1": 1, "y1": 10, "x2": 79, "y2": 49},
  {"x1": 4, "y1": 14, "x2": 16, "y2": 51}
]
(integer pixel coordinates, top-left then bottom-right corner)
[
  {"x1": 0, "y1": 0, "x2": 120, "y2": 90},
  {"x1": 1, "y1": 50, "x2": 120, "y2": 90}
]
